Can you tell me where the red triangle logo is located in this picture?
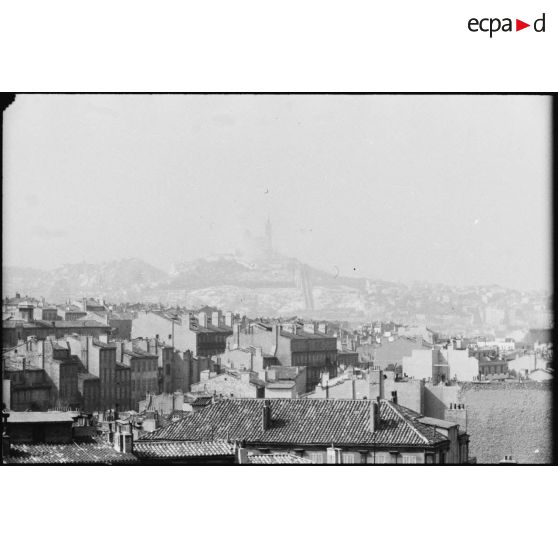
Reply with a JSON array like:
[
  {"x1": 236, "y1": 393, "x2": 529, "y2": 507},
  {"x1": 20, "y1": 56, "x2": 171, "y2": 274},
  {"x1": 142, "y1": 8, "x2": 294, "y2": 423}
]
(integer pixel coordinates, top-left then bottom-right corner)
[{"x1": 516, "y1": 19, "x2": 530, "y2": 31}]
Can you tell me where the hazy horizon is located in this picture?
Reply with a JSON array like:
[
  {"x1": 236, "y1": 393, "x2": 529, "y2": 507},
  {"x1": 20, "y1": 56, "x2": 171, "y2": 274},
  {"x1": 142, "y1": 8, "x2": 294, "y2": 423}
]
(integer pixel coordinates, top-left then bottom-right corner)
[{"x1": 3, "y1": 94, "x2": 552, "y2": 292}]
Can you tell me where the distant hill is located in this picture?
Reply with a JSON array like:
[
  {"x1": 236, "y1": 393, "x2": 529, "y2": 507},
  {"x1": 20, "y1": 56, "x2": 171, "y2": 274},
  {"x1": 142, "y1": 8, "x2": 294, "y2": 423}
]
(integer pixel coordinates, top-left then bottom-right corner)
[
  {"x1": 2, "y1": 254, "x2": 551, "y2": 329},
  {"x1": 2, "y1": 258, "x2": 168, "y2": 303}
]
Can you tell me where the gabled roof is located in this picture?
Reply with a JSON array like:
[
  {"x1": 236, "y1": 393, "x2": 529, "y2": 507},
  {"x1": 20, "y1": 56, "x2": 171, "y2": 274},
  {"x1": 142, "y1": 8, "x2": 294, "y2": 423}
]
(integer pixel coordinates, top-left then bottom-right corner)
[{"x1": 139, "y1": 399, "x2": 449, "y2": 448}]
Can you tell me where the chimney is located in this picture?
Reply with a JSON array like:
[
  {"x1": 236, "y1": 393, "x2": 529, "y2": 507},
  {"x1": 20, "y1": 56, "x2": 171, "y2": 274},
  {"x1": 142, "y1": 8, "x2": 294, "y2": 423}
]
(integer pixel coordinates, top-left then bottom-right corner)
[
  {"x1": 233, "y1": 322, "x2": 240, "y2": 348},
  {"x1": 271, "y1": 323, "x2": 282, "y2": 354},
  {"x1": 2, "y1": 410, "x2": 10, "y2": 459},
  {"x1": 352, "y1": 378, "x2": 356, "y2": 400},
  {"x1": 325, "y1": 383, "x2": 329, "y2": 399},
  {"x1": 378, "y1": 369, "x2": 385, "y2": 399},
  {"x1": 391, "y1": 390, "x2": 398, "y2": 405},
  {"x1": 369, "y1": 400, "x2": 380, "y2": 433},
  {"x1": 262, "y1": 400, "x2": 272, "y2": 430},
  {"x1": 2, "y1": 432, "x2": 10, "y2": 458},
  {"x1": 122, "y1": 432, "x2": 133, "y2": 453}
]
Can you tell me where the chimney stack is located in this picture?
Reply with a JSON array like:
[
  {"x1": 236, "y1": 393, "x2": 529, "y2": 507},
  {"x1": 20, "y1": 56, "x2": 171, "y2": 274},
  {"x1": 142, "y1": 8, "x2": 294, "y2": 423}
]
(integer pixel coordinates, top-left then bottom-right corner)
[
  {"x1": 233, "y1": 322, "x2": 240, "y2": 348},
  {"x1": 391, "y1": 390, "x2": 398, "y2": 405},
  {"x1": 262, "y1": 400, "x2": 272, "y2": 430},
  {"x1": 2, "y1": 410, "x2": 10, "y2": 458},
  {"x1": 369, "y1": 400, "x2": 380, "y2": 433},
  {"x1": 352, "y1": 378, "x2": 356, "y2": 400}
]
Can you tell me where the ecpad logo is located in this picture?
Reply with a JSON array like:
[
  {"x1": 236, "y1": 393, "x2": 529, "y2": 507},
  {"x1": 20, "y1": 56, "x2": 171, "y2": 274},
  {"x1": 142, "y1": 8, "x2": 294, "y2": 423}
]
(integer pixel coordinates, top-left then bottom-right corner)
[{"x1": 468, "y1": 13, "x2": 546, "y2": 37}]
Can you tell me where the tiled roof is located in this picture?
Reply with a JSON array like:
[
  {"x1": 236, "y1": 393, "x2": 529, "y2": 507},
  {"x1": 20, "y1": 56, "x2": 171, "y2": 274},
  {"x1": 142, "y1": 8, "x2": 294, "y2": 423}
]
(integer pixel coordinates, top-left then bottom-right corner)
[
  {"x1": 249, "y1": 453, "x2": 312, "y2": 464},
  {"x1": 4, "y1": 442, "x2": 138, "y2": 464},
  {"x1": 140, "y1": 399, "x2": 449, "y2": 448},
  {"x1": 184, "y1": 394, "x2": 214, "y2": 406},
  {"x1": 133, "y1": 440, "x2": 235, "y2": 460}
]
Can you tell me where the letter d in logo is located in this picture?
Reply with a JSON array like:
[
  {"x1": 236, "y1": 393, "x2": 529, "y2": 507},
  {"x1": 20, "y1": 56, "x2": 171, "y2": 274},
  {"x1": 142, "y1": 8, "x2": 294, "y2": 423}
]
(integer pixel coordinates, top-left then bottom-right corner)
[{"x1": 534, "y1": 13, "x2": 546, "y2": 32}]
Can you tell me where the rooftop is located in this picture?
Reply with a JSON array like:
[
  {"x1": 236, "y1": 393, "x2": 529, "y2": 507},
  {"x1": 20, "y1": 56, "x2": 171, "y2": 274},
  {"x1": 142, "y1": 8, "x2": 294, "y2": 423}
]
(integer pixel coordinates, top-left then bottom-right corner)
[
  {"x1": 280, "y1": 330, "x2": 333, "y2": 340},
  {"x1": 190, "y1": 322, "x2": 233, "y2": 334},
  {"x1": 265, "y1": 380, "x2": 296, "y2": 389},
  {"x1": 4, "y1": 442, "x2": 138, "y2": 464},
  {"x1": 7, "y1": 411, "x2": 78, "y2": 424},
  {"x1": 139, "y1": 398, "x2": 449, "y2": 448},
  {"x1": 92, "y1": 339, "x2": 115, "y2": 349},
  {"x1": 416, "y1": 416, "x2": 459, "y2": 430},
  {"x1": 133, "y1": 440, "x2": 235, "y2": 460},
  {"x1": 124, "y1": 348, "x2": 158, "y2": 359}
]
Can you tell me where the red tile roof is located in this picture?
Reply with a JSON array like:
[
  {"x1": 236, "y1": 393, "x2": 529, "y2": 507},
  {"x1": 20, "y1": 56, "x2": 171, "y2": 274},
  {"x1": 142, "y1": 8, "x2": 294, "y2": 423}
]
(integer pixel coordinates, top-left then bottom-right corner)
[{"x1": 140, "y1": 399, "x2": 449, "y2": 448}]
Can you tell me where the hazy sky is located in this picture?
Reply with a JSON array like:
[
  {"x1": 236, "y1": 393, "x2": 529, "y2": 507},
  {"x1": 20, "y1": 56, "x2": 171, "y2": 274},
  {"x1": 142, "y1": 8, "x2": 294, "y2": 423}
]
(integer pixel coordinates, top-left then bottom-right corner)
[{"x1": 3, "y1": 94, "x2": 551, "y2": 291}]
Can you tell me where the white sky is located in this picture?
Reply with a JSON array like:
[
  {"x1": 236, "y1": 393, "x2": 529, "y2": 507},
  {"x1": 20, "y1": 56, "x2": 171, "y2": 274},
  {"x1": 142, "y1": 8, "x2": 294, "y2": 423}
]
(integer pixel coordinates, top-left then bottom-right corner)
[{"x1": 2, "y1": 94, "x2": 551, "y2": 291}]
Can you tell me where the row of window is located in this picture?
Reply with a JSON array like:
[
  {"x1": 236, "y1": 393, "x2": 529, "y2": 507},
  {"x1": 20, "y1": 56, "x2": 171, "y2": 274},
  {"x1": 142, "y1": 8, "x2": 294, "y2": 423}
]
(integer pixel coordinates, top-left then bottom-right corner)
[
  {"x1": 14, "y1": 389, "x2": 50, "y2": 402},
  {"x1": 291, "y1": 352, "x2": 337, "y2": 366},
  {"x1": 133, "y1": 360, "x2": 157, "y2": 372},
  {"x1": 306, "y1": 452, "x2": 419, "y2": 464},
  {"x1": 131, "y1": 379, "x2": 158, "y2": 393}
]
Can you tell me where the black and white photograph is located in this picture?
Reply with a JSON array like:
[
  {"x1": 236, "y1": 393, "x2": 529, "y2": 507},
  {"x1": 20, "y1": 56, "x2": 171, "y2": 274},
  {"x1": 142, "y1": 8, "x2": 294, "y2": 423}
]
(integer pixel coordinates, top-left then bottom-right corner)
[{"x1": 1, "y1": 93, "x2": 553, "y2": 465}]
